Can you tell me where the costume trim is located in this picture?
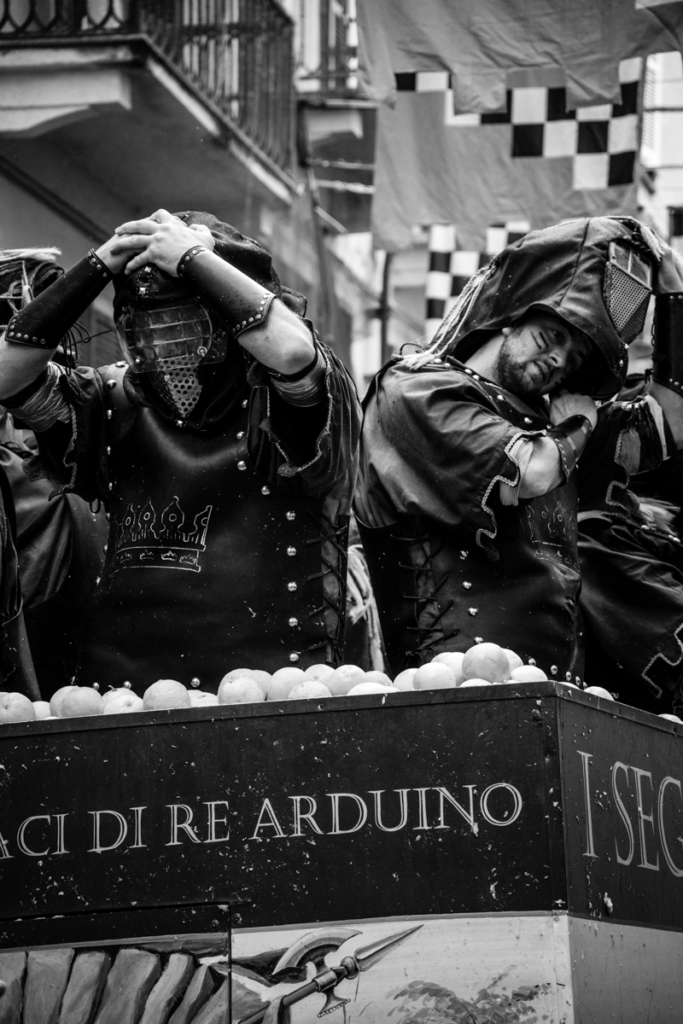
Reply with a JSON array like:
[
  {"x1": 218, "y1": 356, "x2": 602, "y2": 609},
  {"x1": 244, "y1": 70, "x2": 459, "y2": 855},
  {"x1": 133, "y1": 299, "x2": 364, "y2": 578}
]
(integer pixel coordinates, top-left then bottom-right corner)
[
  {"x1": 642, "y1": 615, "x2": 683, "y2": 700},
  {"x1": 476, "y1": 429, "x2": 541, "y2": 555}
]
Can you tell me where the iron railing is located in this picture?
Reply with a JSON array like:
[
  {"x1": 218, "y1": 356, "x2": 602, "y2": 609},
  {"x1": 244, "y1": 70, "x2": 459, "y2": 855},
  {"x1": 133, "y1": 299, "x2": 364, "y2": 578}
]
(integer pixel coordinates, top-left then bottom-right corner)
[{"x1": 0, "y1": 0, "x2": 295, "y2": 170}]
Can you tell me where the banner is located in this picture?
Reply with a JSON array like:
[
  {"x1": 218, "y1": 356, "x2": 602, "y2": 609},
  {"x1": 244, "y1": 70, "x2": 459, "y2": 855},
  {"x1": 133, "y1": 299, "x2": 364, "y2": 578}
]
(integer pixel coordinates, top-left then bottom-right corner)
[
  {"x1": 372, "y1": 60, "x2": 643, "y2": 251},
  {"x1": 357, "y1": 0, "x2": 683, "y2": 112}
]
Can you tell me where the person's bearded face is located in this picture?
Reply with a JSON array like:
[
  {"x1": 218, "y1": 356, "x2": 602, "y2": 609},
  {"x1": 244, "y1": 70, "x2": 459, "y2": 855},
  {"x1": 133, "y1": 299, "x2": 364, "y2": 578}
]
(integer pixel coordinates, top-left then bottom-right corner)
[{"x1": 495, "y1": 313, "x2": 591, "y2": 397}]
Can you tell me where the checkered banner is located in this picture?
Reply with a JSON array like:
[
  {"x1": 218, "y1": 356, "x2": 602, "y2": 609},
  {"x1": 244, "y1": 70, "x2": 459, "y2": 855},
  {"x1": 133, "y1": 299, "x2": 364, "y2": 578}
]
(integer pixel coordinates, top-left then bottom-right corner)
[
  {"x1": 424, "y1": 221, "x2": 530, "y2": 340},
  {"x1": 397, "y1": 58, "x2": 640, "y2": 192},
  {"x1": 372, "y1": 57, "x2": 643, "y2": 252}
]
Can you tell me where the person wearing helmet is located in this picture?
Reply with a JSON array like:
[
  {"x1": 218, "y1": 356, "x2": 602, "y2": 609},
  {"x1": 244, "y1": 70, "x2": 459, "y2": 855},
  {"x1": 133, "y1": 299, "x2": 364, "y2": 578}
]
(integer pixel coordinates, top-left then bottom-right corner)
[
  {"x1": 355, "y1": 217, "x2": 683, "y2": 709},
  {"x1": 0, "y1": 211, "x2": 361, "y2": 694}
]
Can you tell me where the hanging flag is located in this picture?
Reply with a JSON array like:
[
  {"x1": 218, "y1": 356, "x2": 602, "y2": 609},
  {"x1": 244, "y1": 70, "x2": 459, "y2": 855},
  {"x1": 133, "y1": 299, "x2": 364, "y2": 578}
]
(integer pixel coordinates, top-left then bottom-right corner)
[
  {"x1": 425, "y1": 221, "x2": 530, "y2": 340},
  {"x1": 372, "y1": 59, "x2": 644, "y2": 252},
  {"x1": 357, "y1": 0, "x2": 683, "y2": 112}
]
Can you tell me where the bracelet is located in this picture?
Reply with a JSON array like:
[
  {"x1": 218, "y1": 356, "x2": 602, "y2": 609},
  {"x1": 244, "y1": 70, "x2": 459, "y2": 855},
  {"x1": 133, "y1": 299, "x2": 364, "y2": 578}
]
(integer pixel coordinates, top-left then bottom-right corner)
[
  {"x1": 177, "y1": 245, "x2": 209, "y2": 279},
  {"x1": 86, "y1": 249, "x2": 115, "y2": 281},
  {"x1": 547, "y1": 414, "x2": 593, "y2": 483}
]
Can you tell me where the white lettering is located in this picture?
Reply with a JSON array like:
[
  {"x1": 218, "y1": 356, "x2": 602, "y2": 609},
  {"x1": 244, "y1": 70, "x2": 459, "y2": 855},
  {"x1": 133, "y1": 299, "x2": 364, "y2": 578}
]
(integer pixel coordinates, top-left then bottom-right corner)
[
  {"x1": 250, "y1": 799, "x2": 286, "y2": 839},
  {"x1": 632, "y1": 768, "x2": 660, "y2": 871},
  {"x1": 434, "y1": 786, "x2": 477, "y2": 831},
  {"x1": 290, "y1": 796, "x2": 323, "y2": 836},
  {"x1": 658, "y1": 776, "x2": 683, "y2": 878},
  {"x1": 0, "y1": 831, "x2": 12, "y2": 859},
  {"x1": 328, "y1": 793, "x2": 368, "y2": 834},
  {"x1": 130, "y1": 806, "x2": 146, "y2": 849},
  {"x1": 479, "y1": 783, "x2": 523, "y2": 826},
  {"x1": 89, "y1": 810, "x2": 128, "y2": 854},
  {"x1": 166, "y1": 804, "x2": 201, "y2": 846},
  {"x1": 369, "y1": 789, "x2": 410, "y2": 832},
  {"x1": 612, "y1": 762, "x2": 634, "y2": 866},
  {"x1": 413, "y1": 788, "x2": 432, "y2": 830},
  {"x1": 17, "y1": 815, "x2": 51, "y2": 857},
  {"x1": 577, "y1": 751, "x2": 598, "y2": 858},
  {"x1": 205, "y1": 801, "x2": 230, "y2": 844},
  {"x1": 53, "y1": 813, "x2": 68, "y2": 855}
]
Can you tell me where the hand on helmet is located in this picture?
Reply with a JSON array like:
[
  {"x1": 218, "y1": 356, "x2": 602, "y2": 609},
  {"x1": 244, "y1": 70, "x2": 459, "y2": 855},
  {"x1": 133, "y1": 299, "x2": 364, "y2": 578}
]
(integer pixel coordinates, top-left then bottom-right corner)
[
  {"x1": 111, "y1": 209, "x2": 216, "y2": 276},
  {"x1": 549, "y1": 390, "x2": 597, "y2": 431}
]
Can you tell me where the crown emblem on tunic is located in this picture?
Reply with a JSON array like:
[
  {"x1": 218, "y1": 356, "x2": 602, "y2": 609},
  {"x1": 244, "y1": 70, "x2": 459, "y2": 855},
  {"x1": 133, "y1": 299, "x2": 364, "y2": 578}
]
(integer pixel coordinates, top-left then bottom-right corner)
[{"x1": 111, "y1": 496, "x2": 213, "y2": 573}]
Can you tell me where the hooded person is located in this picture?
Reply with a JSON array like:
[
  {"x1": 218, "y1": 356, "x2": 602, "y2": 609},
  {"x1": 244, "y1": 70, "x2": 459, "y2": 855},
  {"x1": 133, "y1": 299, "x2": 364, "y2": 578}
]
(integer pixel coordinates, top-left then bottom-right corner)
[
  {"x1": 355, "y1": 216, "x2": 683, "y2": 706},
  {"x1": 0, "y1": 211, "x2": 361, "y2": 693}
]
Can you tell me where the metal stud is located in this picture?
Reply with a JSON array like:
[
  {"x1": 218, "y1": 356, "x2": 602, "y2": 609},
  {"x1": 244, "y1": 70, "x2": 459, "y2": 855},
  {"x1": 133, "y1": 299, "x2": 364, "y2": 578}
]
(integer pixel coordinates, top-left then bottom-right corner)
[
  {"x1": 237, "y1": 460, "x2": 247, "y2": 471},
  {"x1": 123, "y1": 681, "x2": 132, "y2": 689},
  {"x1": 116, "y1": 361, "x2": 126, "y2": 368},
  {"x1": 105, "y1": 513, "x2": 111, "y2": 521},
  {"x1": 108, "y1": 483, "x2": 113, "y2": 492},
  {"x1": 575, "y1": 676, "x2": 581, "y2": 685},
  {"x1": 242, "y1": 399, "x2": 248, "y2": 408},
  {"x1": 523, "y1": 417, "x2": 532, "y2": 425},
  {"x1": 92, "y1": 682, "x2": 100, "y2": 691},
  {"x1": 550, "y1": 665, "x2": 558, "y2": 675},
  {"x1": 288, "y1": 617, "x2": 299, "y2": 627},
  {"x1": 459, "y1": 550, "x2": 468, "y2": 559},
  {"x1": 287, "y1": 546, "x2": 297, "y2": 556},
  {"x1": 287, "y1": 582, "x2": 297, "y2": 591},
  {"x1": 261, "y1": 486, "x2": 271, "y2": 496},
  {"x1": 95, "y1": 576, "x2": 101, "y2": 585},
  {"x1": 474, "y1": 637, "x2": 483, "y2": 644},
  {"x1": 496, "y1": 394, "x2": 504, "y2": 402},
  {"x1": 468, "y1": 607, "x2": 478, "y2": 616},
  {"x1": 462, "y1": 581, "x2": 472, "y2": 590},
  {"x1": 286, "y1": 511, "x2": 296, "y2": 521},
  {"x1": 175, "y1": 419, "x2": 184, "y2": 428},
  {"x1": 106, "y1": 410, "x2": 113, "y2": 420},
  {"x1": 190, "y1": 677, "x2": 201, "y2": 688},
  {"x1": 106, "y1": 446, "x2": 112, "y2": 455},
  {"x1": 103, "y1": 544, "x2": 108, "y2": 553},
  {"x1": 566, "y1": 671, "x2": 572, "y2": 681},
  {"x1": 289, "y1": 653, "x2": 300, "y2": 663},
  {"x1": 528, "y1": 658, "x2": 536, "y2": 666},
  {"x1": 106, "y1": 379, "x2": 117, "y2": 389},
  {"x1": 236, "y1": 431, "x2": 245, "y2": 440}
]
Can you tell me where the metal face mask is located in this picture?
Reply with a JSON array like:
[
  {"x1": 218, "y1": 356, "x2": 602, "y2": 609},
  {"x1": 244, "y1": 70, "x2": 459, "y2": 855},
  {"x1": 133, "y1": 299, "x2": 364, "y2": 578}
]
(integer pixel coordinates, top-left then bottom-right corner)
[
  {"x1": 116, "y1": 301, "x2": 228, "y2": 419},
  {"x1": 603, "y1": 241, "x2": 652, "y2": 346}
]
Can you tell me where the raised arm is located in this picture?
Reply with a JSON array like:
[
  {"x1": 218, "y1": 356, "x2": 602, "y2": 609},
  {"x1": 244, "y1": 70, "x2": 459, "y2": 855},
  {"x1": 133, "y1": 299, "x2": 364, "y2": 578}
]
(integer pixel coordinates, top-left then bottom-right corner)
[
  {"x1": 0, "y1": 236, "x2": 133, "y2": 400},
  {"x1": 113, "y1": 209, "x2": 315, "y2": 376}
]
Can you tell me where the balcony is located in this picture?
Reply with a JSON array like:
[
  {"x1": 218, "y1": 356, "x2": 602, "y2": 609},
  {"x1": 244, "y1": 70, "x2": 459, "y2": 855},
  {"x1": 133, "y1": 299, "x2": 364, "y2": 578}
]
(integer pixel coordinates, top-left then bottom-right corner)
[{"x1": 0, "y1": 0, "x2": 295, "y2": 173}]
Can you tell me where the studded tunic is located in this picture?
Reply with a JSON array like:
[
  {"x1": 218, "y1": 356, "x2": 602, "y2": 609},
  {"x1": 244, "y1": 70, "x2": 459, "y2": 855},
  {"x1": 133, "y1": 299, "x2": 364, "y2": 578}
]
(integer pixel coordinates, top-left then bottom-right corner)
[
  {"x1": 22, "y1": 348, "x2": 360, "y2": 693},
  {"x1": 355, "y1": 357, "x2": 667, "y2": 680}
]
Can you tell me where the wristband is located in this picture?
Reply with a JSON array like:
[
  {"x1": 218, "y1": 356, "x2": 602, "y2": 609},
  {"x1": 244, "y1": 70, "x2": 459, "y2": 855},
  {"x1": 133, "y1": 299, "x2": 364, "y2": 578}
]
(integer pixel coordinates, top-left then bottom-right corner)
[
  {"x1": 547, "y1": 414, "x2": 593, "y2": 483},
  {"x1": 175, "y1": 247, "x2": 276, "y2": 339},
  {"x1": 86, "y1": 248, "x2": 115, "y2": 281},
  {"x1": 268, "y1": 347, "x2": 326, "y2": 407}
]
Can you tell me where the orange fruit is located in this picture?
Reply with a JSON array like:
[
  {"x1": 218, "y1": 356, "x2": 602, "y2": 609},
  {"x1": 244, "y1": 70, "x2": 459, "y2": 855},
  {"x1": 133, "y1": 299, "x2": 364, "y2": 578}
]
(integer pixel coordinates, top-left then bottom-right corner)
[
  {"x1": 326, "y1": 664, "x2": 366, "y2": 695},
  {"x1": 267, "y1": 667, "x2": 306, "y2": 700},
  {"x1": 188, "y1": 690, "x2": 219, "y2": 707},
  {"x1": 347, "y1": 681, "x2": 394, "y2": 695},
  {"x1": 217, "y1": 675, "x2": 266, "y2": 704},
  {"x1": 303, "y1": 664, "x2": 335, "y2": 682},
  {"x1": 584, "y1": 685, "x2": 614, "y2": 701},
  {"x1": 49, "y1": 685, "x2": 78, "y2": 717},
  {"x1": 32, "y1": 700, "x2": 52, "y2": 721},
  {"x1": 364, "y1": 670, "x2": 394, "y2": 687},
  {"x1": 0, "y1": 692, "x2": 36, "y2": 724},
  {"x1": 288, "y1": 681, "x2": 332, "y2": 699},
  {"x1": 413, "y1": 663, "x2": 456, "y2": 690},
  {"x1": 459, "y1": 678, "x2": 493, "y2": 687},
  {"x1": 510, "y1": 665, "x2": 548, "y2": 682},
  {"x1": 60, "y1": 687, "x2": 105, "y2": 718},
  {"x1": 143, "y1": 679, "x2": 191, "y2": 710},
  {"x1": 393, "y1": 668, "x2": 417, "y2": 691},
  {"x1": 432, "y1": 651, "x2": 465, "y2": 684},
  {"x1": 103, "y1": 692, "x2": 144, "y2": 715},
  {"x1": 461, "y1": 643, "x2": 510, "y2": 683},
  {"x1": 503, "y1": 649, "x2": 523, "y2": 675}
]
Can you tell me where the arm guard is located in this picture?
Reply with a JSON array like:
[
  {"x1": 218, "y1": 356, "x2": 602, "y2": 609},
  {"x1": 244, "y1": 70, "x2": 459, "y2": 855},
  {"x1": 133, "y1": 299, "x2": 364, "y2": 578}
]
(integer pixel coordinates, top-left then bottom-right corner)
[
  {"x1": 176, "y1": 246, "x2": 276, "y2": 339},
  {"x1": 547, "y1": 414, "x2": 593, "y2": 483},
  {"x1": 653, "y1": 292, "x2": 683, "y2": 397},
  {"x1": 4, "y1": 251, "x2": 112, "y2": 349}
]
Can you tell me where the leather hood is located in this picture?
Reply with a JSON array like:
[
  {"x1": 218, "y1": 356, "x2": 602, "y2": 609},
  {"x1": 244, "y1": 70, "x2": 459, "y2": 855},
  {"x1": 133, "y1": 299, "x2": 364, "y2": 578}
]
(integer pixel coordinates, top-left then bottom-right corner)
[{"x1": 438, "y1": 217, "x2": 662, "y2": 399}]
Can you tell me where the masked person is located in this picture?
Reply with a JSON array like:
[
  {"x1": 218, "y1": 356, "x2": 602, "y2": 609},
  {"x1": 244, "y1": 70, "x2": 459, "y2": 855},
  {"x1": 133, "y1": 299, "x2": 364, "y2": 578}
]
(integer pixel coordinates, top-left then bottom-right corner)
[
  {"x1": 355, "y1": 217, "x2": 683, "y2": 711},
  {"x1": 0, "y1": 211, "x2": 361, "y2": 694}
]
